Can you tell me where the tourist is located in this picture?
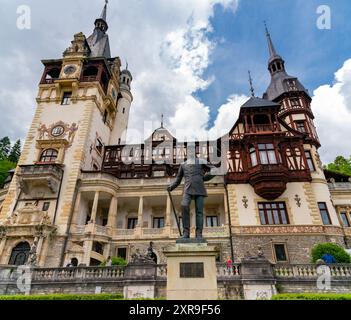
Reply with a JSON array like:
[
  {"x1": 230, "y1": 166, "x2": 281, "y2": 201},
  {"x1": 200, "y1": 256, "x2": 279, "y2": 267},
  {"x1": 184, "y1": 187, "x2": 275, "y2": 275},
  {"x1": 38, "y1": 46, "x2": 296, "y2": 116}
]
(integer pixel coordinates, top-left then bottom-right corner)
[
  {"x1": 226, "y1": 256, "x2": 233, "y2": 272},
  {"x1": 322, "y1": 253, "x2": 337, "y2": 264}
]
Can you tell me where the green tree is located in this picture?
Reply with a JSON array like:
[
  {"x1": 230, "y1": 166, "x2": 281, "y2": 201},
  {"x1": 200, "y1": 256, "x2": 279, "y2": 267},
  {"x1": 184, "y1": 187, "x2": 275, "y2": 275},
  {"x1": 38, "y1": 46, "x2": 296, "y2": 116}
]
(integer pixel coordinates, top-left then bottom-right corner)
[
  {"x1": 0, "y1": 159, "x2": 16, "y2": 187},
  {"x1": 311, "y1": 243, "x2": 351, "y2": 263},
  {"x1": 326, "y1": 156, "x2": 351, "y2": 176},
  {"x1": 8, "y1": 139, "x2": 21, "y2": 163},
  {"x1": 0, "y1": 137, "x2": 11, "y2": 160}
]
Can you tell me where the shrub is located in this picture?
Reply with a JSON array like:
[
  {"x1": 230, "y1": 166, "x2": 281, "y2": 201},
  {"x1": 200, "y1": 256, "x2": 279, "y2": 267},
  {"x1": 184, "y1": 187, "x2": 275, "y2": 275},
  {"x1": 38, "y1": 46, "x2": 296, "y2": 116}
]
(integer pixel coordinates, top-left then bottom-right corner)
[
  {"x1": 100, "y1": 256, "x2": 127, "y2": 267},
  {"x1": 272, "y1": 293, "x2": 351, "y2": 300},
  {"x1": 0, "y1": 293, "x2": 124, "y2": 300},
  {"x1": 311, "y1": 243, "x2": 351, "y2": 263}
]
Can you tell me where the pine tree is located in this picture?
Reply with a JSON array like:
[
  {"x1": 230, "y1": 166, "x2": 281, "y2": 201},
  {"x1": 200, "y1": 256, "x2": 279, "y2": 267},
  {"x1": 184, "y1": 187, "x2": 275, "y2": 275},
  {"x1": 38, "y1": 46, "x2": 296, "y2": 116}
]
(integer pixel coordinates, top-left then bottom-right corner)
[
  {"x1": 8, "y1": 139, "x2": 21, "y2": 163},
  {"x1": 0, "y1": 137, "x2": 11, "y2": 160}
]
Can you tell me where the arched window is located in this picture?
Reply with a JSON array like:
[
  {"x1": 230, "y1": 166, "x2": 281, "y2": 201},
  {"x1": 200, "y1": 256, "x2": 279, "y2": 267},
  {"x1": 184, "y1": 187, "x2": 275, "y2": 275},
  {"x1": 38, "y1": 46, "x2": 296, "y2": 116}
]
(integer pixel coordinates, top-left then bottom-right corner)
[
  {"x1": 45, "y1": 68, "x2": 60, "y2": 80},
  {"x1": 40, "y1": 149, "x2": 58, "y2": 163},
  {"x1": 8, "y1": 242, "x2": 30, "y2": 266},
  {"x1": 83, "y1": 66, "x2": 98, "y2": 78}
]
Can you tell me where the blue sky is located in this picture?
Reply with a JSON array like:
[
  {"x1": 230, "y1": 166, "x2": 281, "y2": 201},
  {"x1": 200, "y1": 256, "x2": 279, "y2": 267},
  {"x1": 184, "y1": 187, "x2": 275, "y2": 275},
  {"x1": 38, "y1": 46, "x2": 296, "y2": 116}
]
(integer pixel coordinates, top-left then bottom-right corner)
[
  {"x1": 0, "y1": 0, "x2": 350, "y2": 163},
  {"x1": 199, "y1": 0, "x2": 351, "y2": 127}
]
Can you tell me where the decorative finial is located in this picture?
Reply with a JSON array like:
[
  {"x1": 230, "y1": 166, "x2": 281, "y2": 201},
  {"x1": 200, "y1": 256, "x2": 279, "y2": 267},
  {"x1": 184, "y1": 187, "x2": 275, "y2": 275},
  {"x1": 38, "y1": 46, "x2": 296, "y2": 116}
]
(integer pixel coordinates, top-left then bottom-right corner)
[
  {"x1": 248, "y1": 70, "x2": 255, "y2": 98},
  {"x1": 126, "y1": 60, "x2": 128, "y2": 70},
  {"x1": 264, "y1": 20, "x2": 269, "y2": 35},
  {"x1": 161, "y1": 114, "x2": 164, "y2": 128},
  {"x1": 264, "y1": 20, "x2": 277, "y2": 58}
]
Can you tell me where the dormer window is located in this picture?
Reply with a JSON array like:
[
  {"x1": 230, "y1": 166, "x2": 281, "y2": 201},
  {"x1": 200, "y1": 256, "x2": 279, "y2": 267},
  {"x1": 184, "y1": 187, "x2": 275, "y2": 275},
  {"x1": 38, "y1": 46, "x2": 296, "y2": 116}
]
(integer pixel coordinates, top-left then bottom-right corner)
[
  {"x1": 291, "y1": 98, "x2": 300, "y2": 107},
  {"x1": 288, "y1": 81, "x2": 297, "y2": 91}
]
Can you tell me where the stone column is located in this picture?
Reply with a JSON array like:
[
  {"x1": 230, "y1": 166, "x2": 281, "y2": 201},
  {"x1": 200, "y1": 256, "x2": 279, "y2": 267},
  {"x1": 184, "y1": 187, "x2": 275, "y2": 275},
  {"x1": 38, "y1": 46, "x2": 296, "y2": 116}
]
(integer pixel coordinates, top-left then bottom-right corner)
[
  {"x1": 136, "y1": 196, "x2": 144, "y2": 237},
  {"x1": 107, "y1": 197, "x2": 117, "y2": 228},
  {"x1": 38, "y1": 237, "x2": 50, "y2": 267},
  {"x1": 82, "y1": 240, "x2": 93, "y2": 266},
  {"x1": 90, "y1": 191, "x2": 100, "y2": 224},
  {"x1": 0, "y1": 237, "x2": 7, "y2": 264},
  {"x1": 223, "y1": 192, "x2": 229, "y2": 227},
  {"x1": 165, "y1": 195, "x2": 172, "y2": 236},
  {"x1": 71, "y1": 191, "x2": 82, "y2": 225}
]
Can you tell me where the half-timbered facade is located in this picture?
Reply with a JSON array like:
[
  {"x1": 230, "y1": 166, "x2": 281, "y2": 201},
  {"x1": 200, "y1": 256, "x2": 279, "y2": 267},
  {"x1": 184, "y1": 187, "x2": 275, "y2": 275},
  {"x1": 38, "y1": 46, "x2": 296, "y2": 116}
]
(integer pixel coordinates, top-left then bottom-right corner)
[{"x1": 0, "y1": 4, "x2": 350, "y2": 267}]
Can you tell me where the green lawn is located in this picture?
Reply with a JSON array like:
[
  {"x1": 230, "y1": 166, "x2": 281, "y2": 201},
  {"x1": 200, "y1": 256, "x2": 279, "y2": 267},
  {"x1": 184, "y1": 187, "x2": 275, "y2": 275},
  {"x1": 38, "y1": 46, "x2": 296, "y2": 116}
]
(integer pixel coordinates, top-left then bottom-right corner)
[{"x1": 0, "y1": 293, "x2": 124, "y2": 300}]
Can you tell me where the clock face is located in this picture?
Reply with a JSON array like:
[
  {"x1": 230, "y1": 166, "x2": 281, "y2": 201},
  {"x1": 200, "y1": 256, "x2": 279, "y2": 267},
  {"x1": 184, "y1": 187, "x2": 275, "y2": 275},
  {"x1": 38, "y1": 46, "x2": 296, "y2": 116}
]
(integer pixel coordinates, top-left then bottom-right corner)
[
  {"x1": 51, "y1": 125, "x2": 65, "y2": 137},
  {"x1": 64, "y1": 65, "x2": 77, "y2": 75}
]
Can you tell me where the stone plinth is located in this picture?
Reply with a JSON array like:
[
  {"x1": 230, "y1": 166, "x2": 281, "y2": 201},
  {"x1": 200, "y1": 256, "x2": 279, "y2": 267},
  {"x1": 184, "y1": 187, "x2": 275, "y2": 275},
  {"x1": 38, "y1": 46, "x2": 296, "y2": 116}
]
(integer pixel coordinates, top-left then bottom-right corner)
[
  {"x1": 164, "y1": 242, "x2": 218, "y2": 300},
  {"x1": 123, "y1": 262, "x2": 157, "y2": 299},
  {"x1": 241, "y1": 257, "x2": 277, "y2": 300}
]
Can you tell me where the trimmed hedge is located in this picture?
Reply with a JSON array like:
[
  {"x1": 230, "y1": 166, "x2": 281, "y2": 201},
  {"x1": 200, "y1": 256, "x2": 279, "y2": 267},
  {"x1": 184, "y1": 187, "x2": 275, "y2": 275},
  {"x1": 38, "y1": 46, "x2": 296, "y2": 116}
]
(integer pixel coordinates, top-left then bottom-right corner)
[
  {"x1": 0, "y1": 293, "x2": 124, "y2": 300},
  {"x1": 100, "y1": 256, "x2": 127, "y2": 267},
  {"x1": 311, "y1": 243, "x2": 351, "y2": 263},
  {"x1": 272, "y1": 293, "x2": 351, "y2": 300}
]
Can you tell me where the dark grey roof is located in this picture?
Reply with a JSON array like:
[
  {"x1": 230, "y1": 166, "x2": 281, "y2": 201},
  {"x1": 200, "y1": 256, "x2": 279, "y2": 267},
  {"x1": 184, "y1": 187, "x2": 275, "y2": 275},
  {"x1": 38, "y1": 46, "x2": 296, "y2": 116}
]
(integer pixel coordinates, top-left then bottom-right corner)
[
  {"x1": 242, "y1": 97, "x2": 280, "y2": 109},
  {"x1": 87, "y1": 30, "x2": 111, "y2": 58},
  {"x1": 264, "y1": 71, "x2": 309, "y2": 101}
]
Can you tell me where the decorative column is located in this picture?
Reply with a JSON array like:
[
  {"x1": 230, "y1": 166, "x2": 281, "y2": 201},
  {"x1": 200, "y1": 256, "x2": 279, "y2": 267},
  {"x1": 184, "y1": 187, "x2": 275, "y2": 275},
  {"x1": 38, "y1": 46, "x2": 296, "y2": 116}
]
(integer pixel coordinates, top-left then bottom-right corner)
[
  {"x1": 90, "y1": 191, "x2": 100, "y2": 224},
  {"x1": 107, "y1": 196, "x2": 118, "y2": 228},
  {"x1": 38, "y1": 236, "x2": 50, "y2": 267},
  {"x1": 223, "y1": 192, "x2": 230, "y2": 227},
  {"x1": 82, "y1": 240, "x2": 93, "y2": 266},
  {"x1": 0, "y1": 227, "x2": 7, "y2": 264},
  {"x1": 136, "y1": 196, "x2": 144, "y2": 237},
  {"x1": 165, "y1": 195, "x2": 172, "y2": 236},
  {"x1": 71, "y1": 191, "x2": 82, "y2": 225}
]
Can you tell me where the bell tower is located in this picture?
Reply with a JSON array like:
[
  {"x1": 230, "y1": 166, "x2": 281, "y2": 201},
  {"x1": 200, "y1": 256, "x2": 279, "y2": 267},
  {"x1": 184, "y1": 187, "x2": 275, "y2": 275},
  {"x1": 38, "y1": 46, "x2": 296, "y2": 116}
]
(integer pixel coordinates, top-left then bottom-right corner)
[{"x1": 0, "y1": 1, "x2": 133, "y2": 266}]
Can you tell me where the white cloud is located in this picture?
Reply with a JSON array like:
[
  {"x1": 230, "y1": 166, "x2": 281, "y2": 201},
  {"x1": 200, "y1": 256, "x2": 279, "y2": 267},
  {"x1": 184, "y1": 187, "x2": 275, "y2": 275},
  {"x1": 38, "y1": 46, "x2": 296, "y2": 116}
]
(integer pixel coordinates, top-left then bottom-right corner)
[
  {"x1": 0, "y1": 0, "x2": 243, "y2": 145},
  {"x1": 312, "y1": 59, "x2": 351, "y2": 164}
]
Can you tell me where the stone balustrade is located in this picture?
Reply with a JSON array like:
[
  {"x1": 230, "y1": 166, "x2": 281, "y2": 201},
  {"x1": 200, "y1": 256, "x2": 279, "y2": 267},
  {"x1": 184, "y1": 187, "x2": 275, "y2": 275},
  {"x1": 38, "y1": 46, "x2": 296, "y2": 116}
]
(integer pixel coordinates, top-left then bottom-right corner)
[
  {"x1": 216, "y1": 263, "x2": 241, "y2": 278},
  {"x1": 273, "y1": 264, "x2": 351, "y2": 278}
]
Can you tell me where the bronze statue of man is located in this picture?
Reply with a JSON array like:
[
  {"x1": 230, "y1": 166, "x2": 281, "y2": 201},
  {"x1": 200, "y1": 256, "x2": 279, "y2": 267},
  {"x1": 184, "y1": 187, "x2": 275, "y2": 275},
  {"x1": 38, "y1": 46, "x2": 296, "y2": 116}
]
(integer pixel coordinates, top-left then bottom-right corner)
[{"x1": 167, "y1": 149, "x2": 215, "y2": 240}]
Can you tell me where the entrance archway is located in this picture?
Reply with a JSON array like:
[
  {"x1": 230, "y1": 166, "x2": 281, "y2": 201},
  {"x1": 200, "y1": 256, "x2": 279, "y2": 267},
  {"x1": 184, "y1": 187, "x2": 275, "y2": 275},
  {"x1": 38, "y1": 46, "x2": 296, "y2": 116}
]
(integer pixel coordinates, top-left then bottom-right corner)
[{"x1": 8, "y1": 242, "x2": 30, "y2": 266}]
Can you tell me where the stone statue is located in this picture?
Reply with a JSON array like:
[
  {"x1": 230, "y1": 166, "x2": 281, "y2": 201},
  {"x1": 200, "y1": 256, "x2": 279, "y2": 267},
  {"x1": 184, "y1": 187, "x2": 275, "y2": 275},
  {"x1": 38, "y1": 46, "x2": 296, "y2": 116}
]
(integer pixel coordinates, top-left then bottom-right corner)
[
  {"x1": 167, "y1": 147, "x2": 215, "y2": 240},
  {"x1": 26, "y1": 239, "x2": 38, "y2": 266}
]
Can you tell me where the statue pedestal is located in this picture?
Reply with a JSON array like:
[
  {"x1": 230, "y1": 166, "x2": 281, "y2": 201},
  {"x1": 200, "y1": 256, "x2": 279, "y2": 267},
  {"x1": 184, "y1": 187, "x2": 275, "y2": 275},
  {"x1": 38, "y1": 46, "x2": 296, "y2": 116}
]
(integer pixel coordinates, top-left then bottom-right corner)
[
  {"x1": 164, "y1": 242, "x2": 218, "y2": 300},
  {"x1": 241, "y1": 257, "x2": 277, "y2": 300},
  {"x1": 123, "y1": 263, "x2": 156, "y2": 299}
]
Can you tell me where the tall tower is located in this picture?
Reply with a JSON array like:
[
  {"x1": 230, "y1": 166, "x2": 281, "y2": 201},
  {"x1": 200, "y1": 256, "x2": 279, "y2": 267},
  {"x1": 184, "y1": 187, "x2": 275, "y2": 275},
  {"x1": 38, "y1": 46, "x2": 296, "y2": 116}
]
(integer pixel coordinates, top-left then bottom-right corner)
[
  {"x1": 262, "y1": 25, "x2": 338, "y2": 228},
  {"x1": 0, "y1": 1, "x2": 133, "y2": 266},
  {"x1": 263, "y1": 24, "x2": 320, "y2": 147}
]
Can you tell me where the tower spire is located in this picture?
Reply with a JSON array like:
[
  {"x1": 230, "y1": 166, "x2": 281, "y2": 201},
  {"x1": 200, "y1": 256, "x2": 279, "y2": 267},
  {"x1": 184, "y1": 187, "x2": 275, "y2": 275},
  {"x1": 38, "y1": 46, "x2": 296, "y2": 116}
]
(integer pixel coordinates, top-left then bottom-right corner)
[
  {"x1": 248, "y1": 70, "x2": 255, "y2": 98},
  {"x1": 264, "y1": 21, "x2": 277, "y2": 59},
  {"x1": 100, "y1": 0, "x2": 108, "y2": 21}
]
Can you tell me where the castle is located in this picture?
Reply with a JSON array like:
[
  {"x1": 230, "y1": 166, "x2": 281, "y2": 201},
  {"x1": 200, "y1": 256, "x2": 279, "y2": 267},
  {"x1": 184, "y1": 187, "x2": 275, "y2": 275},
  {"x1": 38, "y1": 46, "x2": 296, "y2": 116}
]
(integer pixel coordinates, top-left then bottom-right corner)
[{"x1": 0, "y1": 2, "x2": 350, "y2": 268}]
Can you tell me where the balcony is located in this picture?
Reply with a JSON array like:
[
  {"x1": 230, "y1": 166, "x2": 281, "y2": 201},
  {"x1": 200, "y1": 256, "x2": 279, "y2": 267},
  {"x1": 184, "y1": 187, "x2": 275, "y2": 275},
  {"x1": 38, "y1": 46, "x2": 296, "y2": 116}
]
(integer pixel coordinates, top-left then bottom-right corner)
[
  {"x1": 248, "y1": 164, "x2": 289, "y2": 200},
  {"x1": 247, "y1": 124, "x2": 277, "y2": 133},
  {"x1": 18, "y1": 164, "x2": 64, "y2": 194}
]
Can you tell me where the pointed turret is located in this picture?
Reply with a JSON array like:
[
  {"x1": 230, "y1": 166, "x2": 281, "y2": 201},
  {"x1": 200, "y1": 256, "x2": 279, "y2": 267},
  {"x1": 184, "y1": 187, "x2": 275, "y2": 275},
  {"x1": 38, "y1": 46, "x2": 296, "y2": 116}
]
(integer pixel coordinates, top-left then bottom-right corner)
[
  {"x1": 263, "y1": 23, "x2": 308, "y2": 101},
  {"x1": 87, "y1": 0, "x2": 111, "y2": 58}
]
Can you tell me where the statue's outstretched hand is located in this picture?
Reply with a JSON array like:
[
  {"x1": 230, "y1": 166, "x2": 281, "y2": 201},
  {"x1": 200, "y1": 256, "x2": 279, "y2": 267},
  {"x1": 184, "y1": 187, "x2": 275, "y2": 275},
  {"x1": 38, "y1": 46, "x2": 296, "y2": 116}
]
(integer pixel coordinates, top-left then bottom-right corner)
[{"x1": 167, "y1": 185, "x2": 173, "y2": 192}]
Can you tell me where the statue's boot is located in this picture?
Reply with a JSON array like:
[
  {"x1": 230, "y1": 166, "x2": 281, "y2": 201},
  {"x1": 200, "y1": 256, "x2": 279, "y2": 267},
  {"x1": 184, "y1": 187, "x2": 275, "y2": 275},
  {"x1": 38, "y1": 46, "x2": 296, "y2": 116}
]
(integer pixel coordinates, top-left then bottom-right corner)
[
  {"x1": 181, "y1": 205, "x2": 190, "y2": 239},
  {"x1": 195, "y1": 228, "x2": 203, "y2": 240}
]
